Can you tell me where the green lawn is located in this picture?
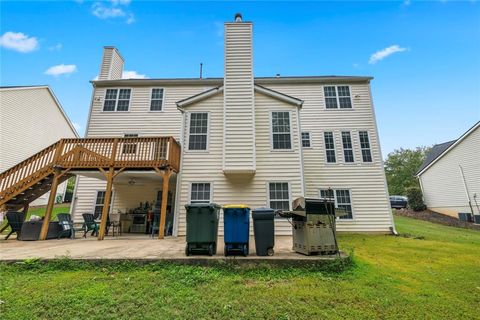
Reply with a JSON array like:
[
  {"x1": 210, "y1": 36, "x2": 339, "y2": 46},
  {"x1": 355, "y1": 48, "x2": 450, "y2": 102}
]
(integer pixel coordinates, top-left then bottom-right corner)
[{"x1": 1, "y1": 216, "x2": 479, "y2": 319}]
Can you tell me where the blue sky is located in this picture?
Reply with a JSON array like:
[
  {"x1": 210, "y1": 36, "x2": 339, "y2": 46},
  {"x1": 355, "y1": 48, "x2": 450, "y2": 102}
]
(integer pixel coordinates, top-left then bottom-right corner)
[{"x1": 1, "y1": 1, "x2": 479, "y2": 156}]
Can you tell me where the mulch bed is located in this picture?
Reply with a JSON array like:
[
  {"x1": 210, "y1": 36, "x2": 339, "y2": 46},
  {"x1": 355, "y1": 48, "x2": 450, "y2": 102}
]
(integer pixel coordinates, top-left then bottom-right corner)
[{"x1": 394, "y1": 208, "x2": 480, "y2": 231}]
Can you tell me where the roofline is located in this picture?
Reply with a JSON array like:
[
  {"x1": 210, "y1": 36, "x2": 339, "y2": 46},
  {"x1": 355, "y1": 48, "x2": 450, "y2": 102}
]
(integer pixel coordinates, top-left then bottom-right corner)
[
  {"x1": 254, "y1": 84, "x2": 303, "y2": 107},
  {"x1": 176, "y1": 86, "x2": 224, "y2": 109},
  {"x1": 1, "y1": 85, "x2": 80, "y2": 138},
  {"x1": 91, "y1": 75, "x2": 373, "y2": 87},
  {"x1": 416, "y1": 121, "x2": 480, "y2": 177}
]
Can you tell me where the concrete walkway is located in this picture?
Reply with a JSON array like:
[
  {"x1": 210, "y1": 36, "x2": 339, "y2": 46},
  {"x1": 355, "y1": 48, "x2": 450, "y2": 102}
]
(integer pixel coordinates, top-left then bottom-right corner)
[{"x1": 0, "y1": 235, "x2": 346, "y2": 265}]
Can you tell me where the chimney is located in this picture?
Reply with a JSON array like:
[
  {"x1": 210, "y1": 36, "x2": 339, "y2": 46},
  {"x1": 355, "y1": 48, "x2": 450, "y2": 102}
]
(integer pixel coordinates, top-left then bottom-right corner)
[
  {"x1": 98, "y1": 46, "x2": 124, "y2": 80},
  {"x1": 223, "y1": 13, "x2": 256, "y2": 174}
]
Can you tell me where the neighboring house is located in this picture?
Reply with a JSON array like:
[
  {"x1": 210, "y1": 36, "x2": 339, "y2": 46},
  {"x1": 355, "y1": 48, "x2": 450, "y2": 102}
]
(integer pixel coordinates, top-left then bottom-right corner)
[
  {"x1": 0, "y1": 86, "x2": 79, "y2": 206},
  {"x1": 417, "y1": 121, "x2": 480, "y2": 218},
  {"x1": 71, "y1": 14, "x2": 395, "y2": 235}
]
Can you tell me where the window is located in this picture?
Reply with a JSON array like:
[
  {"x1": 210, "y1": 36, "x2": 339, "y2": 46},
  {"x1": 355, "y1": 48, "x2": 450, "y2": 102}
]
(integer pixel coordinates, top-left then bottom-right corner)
[
  {"x1": 341, "y1": 131, "x2": 354, "y2": 163},
  {"x1": 122, "y1": 133, "x2": 138, "y2": 154},
  {"x1": 323, "y1": 86, "x2": 352, "y2": 109},
  {"x1": 93, "y1": 191, "x2": 113, "y2": 219},
  {"x1": 188, "y1": 113, "x2": 208, "y2": 151},
  {"x1": 150, "y1": 88, "x2": 164, "y2": 111},
  {"x1": 324, "y1": 132, "x2": 336, "y2": 163},
  {"x1": 320, "y1": 189, "x2": 353, "y2": 220},
  {"x1": 103, "y1": 88, "x2": 131, "y2": 111},
  {"x1": 268, "y1": 182, "x2": 290, "y2": 211},
  {"x1": 271, "y1": 112, "x2": 292, "y2": 150},
  {"x1": 190, "y1": 183, "x2": 211, "y2": 204},
  {"x1": 301, "y1": 132, "x2": 311, "y2": 148},
  {"x1": 359, "y1": 131, "x2": 373, "y2": 162}
]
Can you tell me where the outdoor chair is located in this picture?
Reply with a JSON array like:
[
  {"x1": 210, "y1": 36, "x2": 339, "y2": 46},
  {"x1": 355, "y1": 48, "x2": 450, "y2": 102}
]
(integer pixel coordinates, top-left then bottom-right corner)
[
  {"x1": 108, "y1": 213, "x2": 121, "y2": 237},
  {"x1": 57, "y1": 213, "x2": 83, "y2": 239},
  {"x1": 4, "y1": 211, "x2": 26, "y2": 240},
  {"x1": 82, "y1": 213, "x2": 99, "y2": 237}
]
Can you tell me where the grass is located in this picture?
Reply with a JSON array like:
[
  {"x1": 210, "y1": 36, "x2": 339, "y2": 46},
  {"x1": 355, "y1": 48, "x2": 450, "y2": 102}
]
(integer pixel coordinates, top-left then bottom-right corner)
[{"x1": 1, "y1": 215, "x2": 479, "y2": 319}]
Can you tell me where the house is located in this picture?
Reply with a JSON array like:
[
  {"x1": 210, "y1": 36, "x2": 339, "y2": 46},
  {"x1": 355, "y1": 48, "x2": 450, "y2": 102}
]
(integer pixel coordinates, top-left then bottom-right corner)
[
  {"x1": 0, "y1": 86, "x2": 79, "y2": 206},
  {"x1": 68, "y1": 14, "x2": 395, "y2": 236},
  {"x1": 417, "y1": 121, "x2": 480, "y2": 218}
]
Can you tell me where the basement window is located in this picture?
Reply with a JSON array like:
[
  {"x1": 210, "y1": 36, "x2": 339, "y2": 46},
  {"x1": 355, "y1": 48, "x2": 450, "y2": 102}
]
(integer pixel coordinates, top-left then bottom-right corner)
[
  {"x1": 103, "y1": 88, "x2": 131, "y2": 111},
  {"x1": 320, "y1": 189, "x2": 353, "y2": 220},
  {"x1": 190, "y1": 183, "x2": 211, "y2": 204},
  {"x1": 268, "y1": 182, "x2": 290, "y2": 211},
  {"x1": 324, "y1": 86, "x2": 352, "y2": 109},
  {"x1": 271, "y1": 111, "x2": 292, "y2": 150},
  {"x1": 188, "y1": 113, "x2": 208, "y2": 151}
]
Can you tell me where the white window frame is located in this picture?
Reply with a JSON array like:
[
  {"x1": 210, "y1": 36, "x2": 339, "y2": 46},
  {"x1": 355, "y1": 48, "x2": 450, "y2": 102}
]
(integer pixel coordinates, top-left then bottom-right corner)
[
  {"x1": 359, "y1": 130, "x2": 373, "y2": 163},
  {"x1": 189, "y1": 182, "x2": 212, "y2": 204},
  {"x1": 103, "y1": 88, "x2": 132, "y2": 112},
  {"x1": 323, "y1": 131, "x2": 337, "y2": 164},
  {"x1": 92, "y1": 190, "x2": 114, "y2": 219},
  {"x1": 319, "y1": 188, "x2": 355, "y2": 220},
  {"x1": 149, "y1": 88, "x2": 165, "y2": 112},
  {"x1": 270, "y1": 111, "x2": 293, "y2": 151},
  {"x1": 267, "y1": 181, "x2": 292, "y2": 212},
  {"x1": 341, "y1": 131, "x2": 355, "y2": 163},
  {"x1": 323, "y1": 85, "x2": 354, "y2": 110},
  {"x1": 187, "y1": 112, "x2": 210, "y2": 152},
  {"x1": 301, "y1": 131, "x2": 311, "y2": 148}
]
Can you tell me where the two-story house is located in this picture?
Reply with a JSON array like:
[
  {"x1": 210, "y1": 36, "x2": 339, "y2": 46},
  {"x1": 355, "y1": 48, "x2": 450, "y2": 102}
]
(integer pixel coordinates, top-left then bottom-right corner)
[{"x1": 70, "y1": 14, "x2": 395, "y2": 236}]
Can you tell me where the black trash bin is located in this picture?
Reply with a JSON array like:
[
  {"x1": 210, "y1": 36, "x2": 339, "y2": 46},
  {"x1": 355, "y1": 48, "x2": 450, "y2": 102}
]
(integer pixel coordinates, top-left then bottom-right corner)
[{"x1": 252, "y1": 208, "x2": 275, "y2": 256}]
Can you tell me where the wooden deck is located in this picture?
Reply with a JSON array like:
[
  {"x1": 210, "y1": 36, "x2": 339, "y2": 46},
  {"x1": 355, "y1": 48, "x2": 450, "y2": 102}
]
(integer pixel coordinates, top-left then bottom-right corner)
[{"x1": 0, "y1": 136, "x2": 181, "y2": 241}]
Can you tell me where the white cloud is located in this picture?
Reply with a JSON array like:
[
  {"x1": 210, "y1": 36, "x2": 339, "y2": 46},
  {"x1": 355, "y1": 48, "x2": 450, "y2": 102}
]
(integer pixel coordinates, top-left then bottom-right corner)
[
  {"x1": 48, "y1": 43, "x2": 63, "y2": 51},
  {"x1": 91, "y1": 0, "x2": 134, "y2": 24},
  {"x1": 369, "y1": 45, "x2": 407, "y2": 64},
  {"x1": 45, "y1": 64, "x2": 77, "y2": 76},
  {"x1": 0, "y1": 32, "x2": 39, "y2": 53},
  {"x1": 122, "y1": 70, "x2": 147, "y2": 79}
]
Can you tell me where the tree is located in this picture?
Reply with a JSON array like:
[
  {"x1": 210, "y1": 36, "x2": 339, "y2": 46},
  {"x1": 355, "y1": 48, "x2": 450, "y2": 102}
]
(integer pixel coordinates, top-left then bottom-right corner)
[{"x1": 384, "y1": 147, "x2": 430, "y2": 196}]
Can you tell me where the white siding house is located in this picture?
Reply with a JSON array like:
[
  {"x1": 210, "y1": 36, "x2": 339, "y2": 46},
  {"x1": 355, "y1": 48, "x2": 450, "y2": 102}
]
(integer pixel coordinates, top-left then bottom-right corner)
[
  {"x1": 0, "y1": 86, "x2": 79, "y2": 205},
  {"x1": 417, "y1": 122, "x2": 480, "y2": 218},
  {"x1": 71, "y1": 14, "x2": 395, "y2": 235}
]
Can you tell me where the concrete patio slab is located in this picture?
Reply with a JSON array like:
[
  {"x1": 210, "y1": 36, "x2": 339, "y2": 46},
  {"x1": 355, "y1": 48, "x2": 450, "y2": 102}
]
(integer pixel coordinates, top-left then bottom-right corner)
[{"x1": 0, "y1": 235, "x2": 347, "y2": 266}]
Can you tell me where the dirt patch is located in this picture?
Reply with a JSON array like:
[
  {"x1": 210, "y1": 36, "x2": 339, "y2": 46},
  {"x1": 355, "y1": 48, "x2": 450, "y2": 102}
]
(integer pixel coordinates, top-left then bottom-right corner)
[{"x1": 394, "y1": 208, "x2": 480, "y2": 231}]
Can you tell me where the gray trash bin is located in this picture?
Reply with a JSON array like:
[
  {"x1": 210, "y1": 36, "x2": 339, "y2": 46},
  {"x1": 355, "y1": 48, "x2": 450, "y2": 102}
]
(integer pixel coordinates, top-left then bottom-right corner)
[{"x1": 252, "y1": 208, "x2": 275, "y2": 256}]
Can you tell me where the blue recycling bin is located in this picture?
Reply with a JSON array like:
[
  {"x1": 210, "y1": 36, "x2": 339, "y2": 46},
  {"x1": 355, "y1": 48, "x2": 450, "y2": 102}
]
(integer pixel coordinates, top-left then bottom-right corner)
[{"x1": 223, "y1": 205, "x2": 250, "y2": 256}]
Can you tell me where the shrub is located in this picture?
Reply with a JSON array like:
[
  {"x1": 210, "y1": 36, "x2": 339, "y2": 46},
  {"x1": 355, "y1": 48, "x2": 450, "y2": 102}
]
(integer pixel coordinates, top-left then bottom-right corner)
[{"x1": 406, "y1": 187, "x2": 426, "y2": 211}]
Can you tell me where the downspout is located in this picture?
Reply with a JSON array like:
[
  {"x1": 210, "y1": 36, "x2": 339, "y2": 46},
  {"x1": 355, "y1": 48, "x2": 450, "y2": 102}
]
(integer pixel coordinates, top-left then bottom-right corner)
[
  {"x1": 458, "y1": 165, "x2": 475, "y2": 216},
  {"x1": 172, "y1": 106, "x2": 186, "y2": 237}
]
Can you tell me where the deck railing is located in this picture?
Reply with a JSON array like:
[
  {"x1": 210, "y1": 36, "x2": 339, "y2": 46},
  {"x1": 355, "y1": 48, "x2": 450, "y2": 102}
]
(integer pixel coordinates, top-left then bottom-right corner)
[{"x1": 0, "y1": 137, "x2": 180, "y2": 203}]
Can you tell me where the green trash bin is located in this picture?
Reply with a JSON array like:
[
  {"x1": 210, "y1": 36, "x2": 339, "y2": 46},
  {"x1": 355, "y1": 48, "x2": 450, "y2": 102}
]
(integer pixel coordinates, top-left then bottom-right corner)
[{"x1": 185, "y1": 203, "x2": 221, "y2": 256}]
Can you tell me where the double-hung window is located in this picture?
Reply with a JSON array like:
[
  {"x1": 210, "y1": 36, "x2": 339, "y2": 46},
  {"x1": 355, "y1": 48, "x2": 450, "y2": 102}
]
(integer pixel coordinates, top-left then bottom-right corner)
[
  {"x1": 341, "y1": 131, "x2": 354, "y2": 163},
  {"x1": 93, "y1": 191, "x2": 113, "y2": 219},
  {"x1": 324, "y1": 132, "x2": 336, "y2": 163},
  {"x1": 359, "y1": 131, "x2": 373, "y2": 162},
  {"x1": 268, "y1": 182, "x2": 290, "y2": 211},
  {"x1": 103, "y1": 88, "x2": 131, "y2": 111},
  {"x1": 301, "y1": 132, "x2": 311, "y2": 148},
  {"x1": 320, "y1": 189, "x2": 353, "y2": 220},
  {"x1": 271, "y1": 112, "x2": 292, "y2": 150},
  {"x1": 122, "y1": 133, "x2": 138, "y2": 154},
  {"x1": 324, "y1": 86, "x2": 352, "y2": 109},
  {"x1": 150, "y1": 88, "x2": 164, "y2": 111},
  {"x1": 190, "y1": 183, "x2": 211, "y2": 204},
  {"x1": 188, "y1": 112, "x2": 208, "y2": 151}
]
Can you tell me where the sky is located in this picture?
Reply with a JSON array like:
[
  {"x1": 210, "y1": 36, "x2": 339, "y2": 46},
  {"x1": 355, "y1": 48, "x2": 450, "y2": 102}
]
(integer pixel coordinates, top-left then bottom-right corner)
[{"x1": 1, "y1": 0, "x2": 479, "y2": 157}]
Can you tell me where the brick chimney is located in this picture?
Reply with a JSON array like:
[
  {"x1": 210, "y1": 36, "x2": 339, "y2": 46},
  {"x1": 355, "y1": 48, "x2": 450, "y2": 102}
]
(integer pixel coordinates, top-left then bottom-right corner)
[{"x1": 98, "y1": 46, "x2": 124, "y2": 80}]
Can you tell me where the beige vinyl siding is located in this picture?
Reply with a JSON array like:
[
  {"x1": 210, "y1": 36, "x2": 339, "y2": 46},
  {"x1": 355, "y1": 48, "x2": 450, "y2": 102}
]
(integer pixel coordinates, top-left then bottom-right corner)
[
  {"x1": 419, "y1": 126, "x2": 480, "y2": 217},
  {"x1": 0, "y1": 87, "x2": 77, "y2": 206},
  {"x1": 264, "y1": 83, "x2": 393, "y2": 232},
  {"x1": 223, "y1": 22, "x2": 255, "y2": 172},
  {"x1": 177, "y1": 92, "x2": 302, "y2": 236},
  {"x1": 73, "y1": 84, "x2": 213, "y2": 221},
  {"x1": 98, "y1": 47, "x2": 124, "y2": 81}
]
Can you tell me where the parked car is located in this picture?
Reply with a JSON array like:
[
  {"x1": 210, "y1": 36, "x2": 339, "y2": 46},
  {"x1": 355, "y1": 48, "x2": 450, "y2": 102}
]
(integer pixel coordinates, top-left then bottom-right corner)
[{"x1": 390, "y1": 196, "x2": 408, "y2": 209}]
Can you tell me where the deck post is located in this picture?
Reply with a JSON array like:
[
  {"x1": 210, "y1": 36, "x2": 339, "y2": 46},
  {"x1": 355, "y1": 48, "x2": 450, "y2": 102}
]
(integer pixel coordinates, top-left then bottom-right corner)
[
  {"x1": 98, "y1": 167, "x2": 114, "y2": 240},
  {"x1": 158, "y1": 168, "x2": 172, "y2": 239},
  {"x1": 39, "y1": 169, "x2": 61, "y2": 240}
]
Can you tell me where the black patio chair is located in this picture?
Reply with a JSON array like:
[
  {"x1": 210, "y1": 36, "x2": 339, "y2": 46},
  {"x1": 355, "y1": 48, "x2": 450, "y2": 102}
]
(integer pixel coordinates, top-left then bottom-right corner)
[
  {"x1": 4, "y1": 211, "x2": 26, "y2": 240},
  {"x1": 57, "y1": 213, "x2": 83, "y2": 239},
  {"x1": 82, "y1": 213, "x2": 99, "y2": 237}
]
